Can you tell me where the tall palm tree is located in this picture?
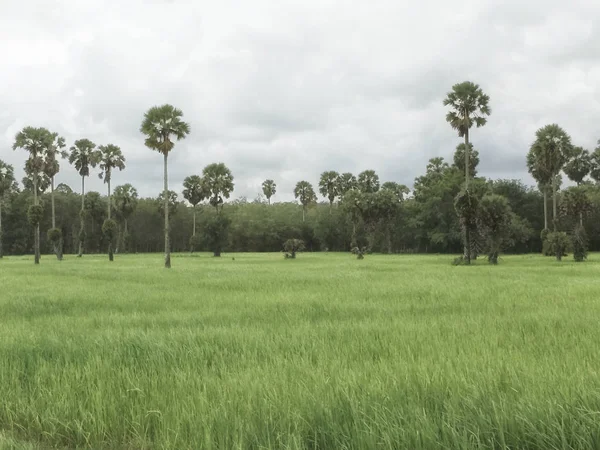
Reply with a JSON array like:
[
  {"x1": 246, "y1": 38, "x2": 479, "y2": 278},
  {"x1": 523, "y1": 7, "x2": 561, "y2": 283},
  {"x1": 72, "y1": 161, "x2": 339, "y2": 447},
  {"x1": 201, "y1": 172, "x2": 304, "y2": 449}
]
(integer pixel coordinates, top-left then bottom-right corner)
[
  {"x1": 262, "y1": 179, "x2": 276, "y2": 205},
  {"x1": 183, "y1": 175, "x2": 208, "y2": 237},
  {"x1": 13, "y1": 126, "x2": 53, "y2": 264},
  {"x1": 357, "y1": 170, "x2": 380, "y2": 193},
  {"x1": 141, "y1": 104, "x2": 190, "y2": 269},
  {"x1": 294, "y1": 180, "x2": 317, "y2": 222},
  {"x1": 443, "y1": 81, "x2": 491, "y2": 188},
  {"x1": 318, "y1": 171, "x2": 340, "y2": 213},
  {"x1": 0, "y1": 160, "x2": 16, "y2": 259},
  {"x1": 44, "y1": 132, "x2": 66, "y2": 260},
  {"x1": 337, "y1": 173, "x2": 357, "y2": 196},
  {"x1": 98, "y1": 144, "x2": 125, "y2": 261},
  {"x1": 529, "y1": 124, "x2": 572, "y2": 231},
  {"x1": 564, "y1": 146, "x2": 591, "y2": 226},
  {"x1": 527, "y1": 149, "x2": 552, "y2": 231},
  {"x1": 202, "y1": 163, "x2": 235, "y2": 214},
  {"x1": 68, "y1": 138, "x2": 99, "y2": 257},
  {"x1": 113, "y1": 184, "x2": 138, "y2": 253}
]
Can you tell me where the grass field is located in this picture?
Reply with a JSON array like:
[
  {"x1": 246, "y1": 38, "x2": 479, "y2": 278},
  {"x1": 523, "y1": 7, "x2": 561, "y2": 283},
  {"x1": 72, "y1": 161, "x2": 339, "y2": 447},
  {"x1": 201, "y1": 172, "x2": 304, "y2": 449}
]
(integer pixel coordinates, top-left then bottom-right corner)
[{"x1": 2, "y1": 253, "x2": 600, "y2": 449}]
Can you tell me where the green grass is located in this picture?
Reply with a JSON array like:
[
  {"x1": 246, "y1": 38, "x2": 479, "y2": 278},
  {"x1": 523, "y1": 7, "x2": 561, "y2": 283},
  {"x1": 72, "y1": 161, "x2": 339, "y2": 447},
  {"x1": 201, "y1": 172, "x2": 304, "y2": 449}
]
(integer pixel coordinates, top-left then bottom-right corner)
[{"x1": 2, "y1": 253, "x2": 600, "y2": 449}]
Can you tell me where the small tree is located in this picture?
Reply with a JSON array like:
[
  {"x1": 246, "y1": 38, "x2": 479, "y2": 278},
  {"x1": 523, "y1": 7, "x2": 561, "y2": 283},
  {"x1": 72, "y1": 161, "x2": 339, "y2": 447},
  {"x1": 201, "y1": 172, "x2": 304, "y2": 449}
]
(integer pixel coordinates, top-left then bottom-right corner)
[
  {"x1": 546, "y1": 232, "x2": 570, "y2": 262},
  {"x1": 204, "y1": 213, "x2": 231, "y2": 257},
  {"x1": 283, "y1": 238, "x2": 305, "y2": 259},
  {"x1": 183, "y1": 175, "x2": 208, "y2": 250},
  {"x1": 202, "y1": 163, "x2": 234, "y2": 214},
  {"x1": 560, "y1": 186, "x2": 592, "y2": 262},
  {"x1": 454, "y1": 188, "x2": 480, "y2": 265},
  {"x1": 98, "y1": 144, "x2": 125, "y2": 261},
  {"x1": 262, "y1": 179, "x2": 276, "y2": 205},
  {"x1": 44, "y1": 132, "x2": 67, "y2": 260},
  {"x1": 113, "y1": 184, "x2": 138, "y2": 253},
  {"x1": 478, "y1": 194, "x2": 512, "y2": 264},
  {"x1": 294, "y1": 181, "x2": 317, "y2": 222},
  {"x1": 0, "y1": 160, "x2": 16, "y2": 258},
  {"x1": 453, "y1": 143, "x2": 480, "y2": 178}
]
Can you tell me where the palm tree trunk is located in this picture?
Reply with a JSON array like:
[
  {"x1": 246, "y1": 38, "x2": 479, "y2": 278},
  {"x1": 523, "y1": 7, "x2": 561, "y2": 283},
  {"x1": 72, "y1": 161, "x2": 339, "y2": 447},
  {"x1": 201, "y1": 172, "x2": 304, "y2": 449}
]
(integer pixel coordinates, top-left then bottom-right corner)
[
  {"x1": 33, "y1": 177, "x2": 40, "y2": 265},
  {"x1": 268, "y1": 197, "x2": 271, "y2": 205},
  {"x1": 124, "y1": 219, "x2": 128, "y2": 253},
  {"x1": 164, "y1": 153, "x2": 171, "y2": 269},
  {"x1": 463, "y1": 126, "x2": 471, "y2": 264},
  {"x1": 78, "y1": 176, "x2": 85, "y2": 257},
  {"x1": 193, "y1": 207, "x2": 196, "y2": 236},
  {"x1": 552, "y1": 177, "x2": 558, "y2": 231},
  {"x1": 107, "y1": 178, "x2": 113, "y2": 261},
  {"x1": 107, "y1": 179, "x2": 111, "y2": 220},
  {"x1": 329, "y1": 201, "x2": 332, "y2": 215},
  {"x1": 464, "y1": 126, "x2": 470, "y2": 188},
  {"x1": 543, "y1": 188, "x2": 548, "y2": 230},
  {"x1": 51, "y1": 176, "x2": 63, "y2": 260},
  {"x1": 302, "y1": 206, "x2": 305, "y2": 222}
]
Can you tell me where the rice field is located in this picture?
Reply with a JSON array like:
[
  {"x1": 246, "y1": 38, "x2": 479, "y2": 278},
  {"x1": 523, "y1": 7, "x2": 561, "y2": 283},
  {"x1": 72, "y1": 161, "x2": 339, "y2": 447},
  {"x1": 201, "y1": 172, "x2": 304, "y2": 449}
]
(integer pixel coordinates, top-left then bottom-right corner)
[{"x1": 1, "y1": 252, "x2": 600, "y2": 449}]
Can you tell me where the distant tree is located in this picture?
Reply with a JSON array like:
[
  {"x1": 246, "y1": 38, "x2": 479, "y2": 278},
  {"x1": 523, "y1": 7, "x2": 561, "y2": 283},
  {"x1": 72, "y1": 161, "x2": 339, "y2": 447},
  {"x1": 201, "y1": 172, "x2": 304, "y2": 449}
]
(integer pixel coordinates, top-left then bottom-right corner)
[
  {"x1": 183, "y1": 175, "x2": 208, "y2": 246},
  {"x1": 381, "y1": 181, "x2": 410, "y2": 202},
  {"x1": 13, "y1": 126, "x2": 55, "y2": 264},
  {"x1": 55, "y1": 183, "x2": 73, "y2": 194},
  {"x1": 590, "y1": 141, "x2": 600, "y2": 183},
  {"x1": 0, "y1": 160, "x2": 16, "y2": 258},
  {"x1": 44, "y1": 132, "x2": 67, "y2": 260},
  {"x1": 294, "y1": 181, "x2": 317, "y2": 222},
  {"x1": 337, "y1": 172, "x2": 357, "y2": 196},
  {"x1": 528, "y1": 124, "x2": 572, "y2": 231},
  {"x1": 564, "y1": 146, "x2": 591, "y2": 186},
  {"x1": 98, "y1": 144, "x2": 125, "y2": 261},
  {"x1": 478, "y1": 194, "x2": 512, "y2": 264},
  {"x1": 340, "y1": 188, "x2": 364, "y2": 248},
  {"x1": 283, "y1": 238, "x2": 305, "y2": 259},
  {"x1": 157, "y1": 190, "x2": 179, "y2": 219},
  {"x1": 262, "y1": 179, "x2": 276, "y2": 205},
  {"x1": 453, "y1": 143, "x2": 480, "y2": 178},
  {"x1": 113, "y1": 184, "x2": 138, "y2": 253},
  {"x1": 204, "y1": 213, "x2": 231, "y2": 257},
  {"x1": 140, "y1": 104, "x2": 190, "y2": 269},
  {"x1": 560, "y1": 186, "x2": 592, "y2": 261},
  {"x1": 444, "y1": 81, "x2": 491, "y2": 264},
  {"x1": 357, "y1": 170, "x2": 380, "y2": 193},
  {"x1": 68, "y1": 138, "x2": 99, "y2": 257},
  {"x1": 318, "y1": 171, "x2": 340, "y2": 213},
  {"x1": 202, "y1": 163, "x2": 234, "y2": 214}
]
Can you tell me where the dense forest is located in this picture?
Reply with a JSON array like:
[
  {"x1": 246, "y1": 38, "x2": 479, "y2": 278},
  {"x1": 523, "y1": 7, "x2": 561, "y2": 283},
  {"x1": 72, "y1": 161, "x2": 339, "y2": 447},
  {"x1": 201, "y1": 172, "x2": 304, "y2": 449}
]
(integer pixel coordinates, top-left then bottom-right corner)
[{"x1": 2, "y1": 82, "x2": 600, "y2": 264}]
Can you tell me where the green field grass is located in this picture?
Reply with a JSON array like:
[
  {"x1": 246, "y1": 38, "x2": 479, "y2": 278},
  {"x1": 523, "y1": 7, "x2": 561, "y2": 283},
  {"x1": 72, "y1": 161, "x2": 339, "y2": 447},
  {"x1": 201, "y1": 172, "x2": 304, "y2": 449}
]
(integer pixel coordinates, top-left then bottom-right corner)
[{"x1": 2, "y1": 253, "x2": 600, "y2": 449}]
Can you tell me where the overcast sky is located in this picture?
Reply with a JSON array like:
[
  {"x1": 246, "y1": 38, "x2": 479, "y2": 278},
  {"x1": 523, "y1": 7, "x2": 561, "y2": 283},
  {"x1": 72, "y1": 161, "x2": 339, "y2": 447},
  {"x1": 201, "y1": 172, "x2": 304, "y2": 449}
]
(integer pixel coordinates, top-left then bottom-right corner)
[{"x1": 1, "y1": 0, "x2": 599, "y2": 202}]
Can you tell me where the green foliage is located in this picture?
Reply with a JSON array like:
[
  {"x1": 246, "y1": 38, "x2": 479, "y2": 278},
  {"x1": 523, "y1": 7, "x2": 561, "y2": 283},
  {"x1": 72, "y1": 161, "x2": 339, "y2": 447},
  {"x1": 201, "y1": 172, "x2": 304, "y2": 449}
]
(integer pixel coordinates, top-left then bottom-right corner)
[
  {"x1": 157, "y1": 190, "x2": 179, "y2": 219},
  {"x1": 189, "y1": 234, "x2": 202, "y2": 252},
  {"x1": 357, "y1": 170, "x2": 380, "y2": 193},
  {"x1": 337, "y1": 173, "x2": 357, "y2": 196},
  {"x1": 546, "y1": 231, "x2": 570, "y2": 261},
  {"x1": 102, "y1": 219, "x2": 118, "y2": 242},
  {"x1": 443, "y1": 81, "x2": 491, "y2": 137},
  {"x1": 283, "y1": 238, "x2": 305, "y2": 259},
  {"x1": 453, "y1": 143, "x2": 480, "y2": 178},
  {"x1": 204, "y1": 214, "x2": 231, "y2": 257},
  {"x1": 182, "y1": 175, "x2": 208, "y2": 207},
  {"x1": 478, "y1": 194, "x2": 512, "y2": 264},
  {"x1": 261, "y1": 179, "x2": 276, "y2": 203},
  {"x1": 319, "y1": 171, "x2": 340, "y2": 205},
  {"x1": 47, "y1": 227, "x2": 62, "y2": 243},
  {"x1": 564, "y1": 146, "x2": 591, "y2": 184},
  {"x1": 560, "y1": 186, "x2": 592, "y2": 219},
  {"x1": 351, "y1": 246, "x2": 367, "y2": 259},
  {"x1": 140, "y1": 104, "x2": 190, "y2": 155},
  {"x1": 27, "y1": 205, "x2": 44, "y2": 226},
  {"x1": 68, "y1": 139, "x2": 99, "y2": 177},
  {"x1": 0, "y1": 160, "x2": 16, "y2": 198},
  {"x1": 202, "y1": 163, "x2": 234, "y2": 211},
  {"x1": 571, "y1": 224, "x2": 588, "y2": 262},
  {"x1": 98, "y1": 144, "x2": 125, "y2": 185},
  {"x1": 590, "y1": 143, "x2": 600, "y2": 183}
]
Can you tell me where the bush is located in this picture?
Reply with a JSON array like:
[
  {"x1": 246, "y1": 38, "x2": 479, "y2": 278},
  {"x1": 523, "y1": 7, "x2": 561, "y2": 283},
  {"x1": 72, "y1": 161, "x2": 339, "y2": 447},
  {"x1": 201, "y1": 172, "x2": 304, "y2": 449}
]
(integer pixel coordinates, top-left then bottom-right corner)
[
  {"x1": 351, "y1": 246, "x2": 367, "y2": 260},
  {"x1": 47, "y1": 227, "x2": 62, "y2": 243},
  {"x1": 204, "y1": 214, "x2": 231, "y2": 257},
  {"x1": 102, "y1": 219, "x2": 118, "y2": 242},
  {"x1": 283, "y1": 239, "x2": 305, "y2": 259},
  {"x1": 546, "y1": 231, "x2": 570, "y2": 261},
  {"x1": 571, "y1": 225, "x2": 588, "y2": 262},
  {"x1": 27, "y1": 205, "x2": 44, "y2": 226},
  {"x1": 540, "y1": 228, "x2": 553, "y2": 256}
]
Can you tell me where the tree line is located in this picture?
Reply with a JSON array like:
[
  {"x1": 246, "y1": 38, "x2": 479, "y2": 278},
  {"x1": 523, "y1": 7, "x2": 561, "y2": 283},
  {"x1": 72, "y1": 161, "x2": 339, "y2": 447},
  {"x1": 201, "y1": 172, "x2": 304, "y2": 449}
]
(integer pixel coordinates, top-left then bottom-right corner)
[{"x1": 2, "y1": 83, "x2": 600, "y2": 266}]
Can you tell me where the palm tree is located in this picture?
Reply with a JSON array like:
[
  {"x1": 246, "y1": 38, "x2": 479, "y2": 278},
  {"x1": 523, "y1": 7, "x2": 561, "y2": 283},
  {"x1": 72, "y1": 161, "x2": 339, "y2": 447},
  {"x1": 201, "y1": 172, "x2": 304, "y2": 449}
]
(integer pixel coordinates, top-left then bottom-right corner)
[
  {"x1": 98, "y1": 144, "x2": 125, "y2": 261},
  {"x1": 529, "y1": 124, "x2": 572, "y2": 231},
  {"x1": 262, "y1": 179, "x2": 276, "y2": 205},
  {"x1": 564, "y1": 146, "x2": 591, "y2": 226},
  {"x1": 140, "y1": 104, "x2": 190, "y2": 269},
  {"x1": 13, "y1": 126, "x2": 53, "y2": 264},
  {"x1": 294, "y1": 181, "x2": 317, "y2": 222},
  {"x1": 0, "y1": 160, "x2": 16, "y2": 259},
  {"x1": 202, "y1": 163, "x2": 235, "y2": 214},
  {"x1": 357, "y1": 170, "x2": 380, "y2": 193},
  {"x1": 318, "y1": 171, "x2": 340, "y2": 213},
  {"x1": 590, "y1": 141, "x2": 600, "y2": 183},
  {"x1": 453, "y1": 143, "x2": 480, "y2": 178},
  {"x1": 183, "y1": 175, "x2": 208, "y2": 236},
  {"x1": 68, "y1": 138, "x2": 99, "y2": 257},
  {"x1": 443, "y1": 81, "x2": 491, "y2": 188},
  {"x1": 44, "y1": 132, "x2": 66, "y2": 260},
  {"x1": 113, "y1": 184, "x2": 138, "y2": 253},
  {"x1": 527, "y1": 149, "x2": 552, "y2": 231},
  {"x1": 337, "y1": 173, "x2": 357, "y2": 196}
]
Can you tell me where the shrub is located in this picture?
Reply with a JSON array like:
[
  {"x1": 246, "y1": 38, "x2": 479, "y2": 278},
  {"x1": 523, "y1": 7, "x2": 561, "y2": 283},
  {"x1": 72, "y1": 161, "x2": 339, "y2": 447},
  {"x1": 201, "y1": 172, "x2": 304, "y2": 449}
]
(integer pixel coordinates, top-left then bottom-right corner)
[
  {"x1": 571, "y1": 225, "x2": 588, "y2": 262},
  {"x1": 47, "y1": 227, "x2": 62, "y2": 243},
  {"x1": 351, "y1": 246, "x2": 367, "y2": 260},
  {"x1": 283, "y1": 239, "x2": 305, "y2": 259},
  {"x1": 27, "y1": 205, "x2": 44, "y2": 226},
  {"x1": 546, "y1": 231, "x2": 570, "y2": 261},
  {"x1": 102, "y1": 219, "x2": 118, "y2": 242}
]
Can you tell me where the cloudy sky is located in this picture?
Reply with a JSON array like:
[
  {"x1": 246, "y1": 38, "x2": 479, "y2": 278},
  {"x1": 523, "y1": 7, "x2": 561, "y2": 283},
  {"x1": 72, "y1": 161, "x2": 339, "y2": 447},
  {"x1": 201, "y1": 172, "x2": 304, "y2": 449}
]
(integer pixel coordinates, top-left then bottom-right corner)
[{"x1": 1, "y1": 0, "x2": 599, "y2": 202}]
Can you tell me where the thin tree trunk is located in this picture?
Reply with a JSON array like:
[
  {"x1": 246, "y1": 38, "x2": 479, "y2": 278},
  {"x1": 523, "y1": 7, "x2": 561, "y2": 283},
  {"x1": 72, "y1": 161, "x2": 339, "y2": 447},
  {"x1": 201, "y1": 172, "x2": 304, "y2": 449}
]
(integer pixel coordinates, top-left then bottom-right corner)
[
  {"x1": 193, "y1": 207, "x2": 196, "y2": 236},
  {"x1": 78, "y1": 176, "x2": 85, "y2": 257},
  {"x1": 164, "y1": 153, "x2": 171, "y2": 269},
  {"x1": 0, "y1": 201, "x2": 3, "y2": 258},
  {"x1": 329, "y1": 201, "x2": 332, "y2": 215},
  {"x1": 51, "y1": 176, "x2": 63, "y2": 260},
  {"x1": 302, "y1": 206, "x2": 305, "y2": 222},
  {"x1": 33, "y1": 177, "x2": 40, "y2": 264},
  {"x1": 107, "y1": 178, "x2": 113, "y2": 261},
  {"x1": 107, "y1": 178, "x2": 111, "y2": 220},
  {"x1": 543, "y1": 188, "x2": 548, "y2": 230},
  {"x1": 464, "y1": 125, "x2": 470, "y2": 188},
  {"x1": 124, "y1": 219, "x2": 128, "y2": 253},
  {"x1": 552, "y1": 177, "x2": 557, "y2": 231},
  {"x1": 386, "y1": 227, "x2": 392, "y2": 254},
  {"x1": 268, "y1": 197, "x2": 271, "y2": 205},
  {"x1": 463, "y1": 125, "x2": 471, "y2": 264}
]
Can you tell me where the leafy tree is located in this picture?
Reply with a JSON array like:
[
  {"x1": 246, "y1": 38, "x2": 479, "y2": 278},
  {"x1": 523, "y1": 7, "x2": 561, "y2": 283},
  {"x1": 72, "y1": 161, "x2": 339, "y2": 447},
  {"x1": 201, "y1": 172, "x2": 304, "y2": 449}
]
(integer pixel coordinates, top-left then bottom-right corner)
[
  {"x1": 98, "y1": 144, "x2": 125, "y2": 261},
  {"x1": 0, "y1": 160, "x2": 16, "y2": 258},
  {"x1": 564, "y1": 146, "x2": 591, "y2": 185},
  {"x1": 560, "y1": 186, "x2": 592, "y2": 261},
  {"x1": 140, "y1": 104, "x2": 190, "y2": 268},
  {"x1": 157, "y1": 190, "x2": 179, "y2": 220},
  {"x1": 262, "y1": 179, "x2": 276, "y2": 205},
  {"x1": 477, "y1": 194, "x2": 512, "y2": 264},
  {"x1": 337, "y1": 173, "x2": 357, "y2": 196},
  {"x1": 318, "y1": 171, "x2": 340, "y2": 212},
  {"x1": 294, "y1": 180, "x2": 317, "y2": 222},
  {"x1": 68, "y1": 138, "x2": 99, "y2": 257},
  {"x1": 381, "y1": 181, "x2": 410, "y2": 202},
  {"x1": 204, "y1": 213, "x2": 231, "y2": 257},
  {"x1": 546, "y1": 232, "x2": 570, "y2": 261},
  {"x1": 183, "y1": 175, "x2": 208, "y2": 250},
  {"x1": 202, "y1": 163, "x2": 234, "y2": 214},
  {"x1": 444, "y1": 81, "x2": 491, "y2": 264},
  {"x1": 443, "y1": 81, "x2": 491, "y2": 188},
  {"x1": 590, "y1": 141, "x2": 600, "y2": 182},
  {"x1": 341, "y1": 188, "x2": 365, "y2": 248},
  {"x1": 44, "y1": 132, "x2": 67, "y2": 260},
  {"x1": 113, "y1": 184, "x2": 138, "y2": 253},
  {"x1": 13, "y1": 126, "x2": 55, "y2": 264},
  {"x1": 55, "y1": 183, "x2": 73, "y2": 194},
  {"x1": 283, "y1": 238, "x2": 305, "y2": 259},
  {"x1": 453, "y1": 143, "x2": 480, "y2": 178},
  {"x1": 528, "y1": 124, "x2": 572, "y2": 231},
  {"x1": 357, "y1": 170, "x2": 380, "y2": 193}
]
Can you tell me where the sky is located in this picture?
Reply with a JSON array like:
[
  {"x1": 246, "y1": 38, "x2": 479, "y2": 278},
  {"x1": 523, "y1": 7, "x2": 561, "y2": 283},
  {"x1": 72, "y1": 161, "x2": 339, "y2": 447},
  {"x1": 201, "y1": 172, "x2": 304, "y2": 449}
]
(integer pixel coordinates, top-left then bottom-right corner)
[{"x1": 1, "y1": 0, "x2": 599, "y2": 202}]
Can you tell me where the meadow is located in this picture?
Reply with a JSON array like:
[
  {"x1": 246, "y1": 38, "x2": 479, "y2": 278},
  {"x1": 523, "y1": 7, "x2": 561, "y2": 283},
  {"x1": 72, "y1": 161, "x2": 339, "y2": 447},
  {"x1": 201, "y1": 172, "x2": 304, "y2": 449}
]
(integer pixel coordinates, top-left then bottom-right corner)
[{"x1": 1, "y1": 253, "x2": 600, "y2": 449}]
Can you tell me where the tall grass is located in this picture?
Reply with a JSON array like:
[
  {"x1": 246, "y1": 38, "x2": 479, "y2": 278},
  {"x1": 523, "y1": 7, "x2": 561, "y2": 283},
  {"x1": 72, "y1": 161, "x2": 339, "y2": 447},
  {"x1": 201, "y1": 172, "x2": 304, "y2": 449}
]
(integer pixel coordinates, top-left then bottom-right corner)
[{"x1": 1, "y1": 253, "x2": 600, "y2": 449}]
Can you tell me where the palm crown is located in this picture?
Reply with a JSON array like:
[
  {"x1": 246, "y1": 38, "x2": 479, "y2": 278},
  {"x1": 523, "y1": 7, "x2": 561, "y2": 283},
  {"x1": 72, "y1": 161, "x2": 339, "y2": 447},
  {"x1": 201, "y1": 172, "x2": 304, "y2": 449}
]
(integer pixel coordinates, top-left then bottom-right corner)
[
  {"x1": 69, "y1": 139, "x2": 98, "y2": 177},
  {"x1": 262, "y1": 179, "x2": 276, "y2": 199},
  {"x1": 319, "y1": 171, "x2": 340, "y2": 203},
  {"x1": 443, "y1": 81, "x2": 491, "y2": 137},
  {"x1": 294, "y1": 181, "x2": 317, "y2": 206},
  {"x1": 183, "y1": 175, "x2": 209, "y2": 207},
  {"x1": 140, "y1": 104, "x2": 190, "y2": 155},
  {"x1": 202, "y1": 163, "x2": 234, "y2": 209},
  {"x1": 0, "y1": 161, "x2": 15, "y2": 197},
  {"x1": 98, "y1": 144, "x2": 126, "y2": 184}
]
